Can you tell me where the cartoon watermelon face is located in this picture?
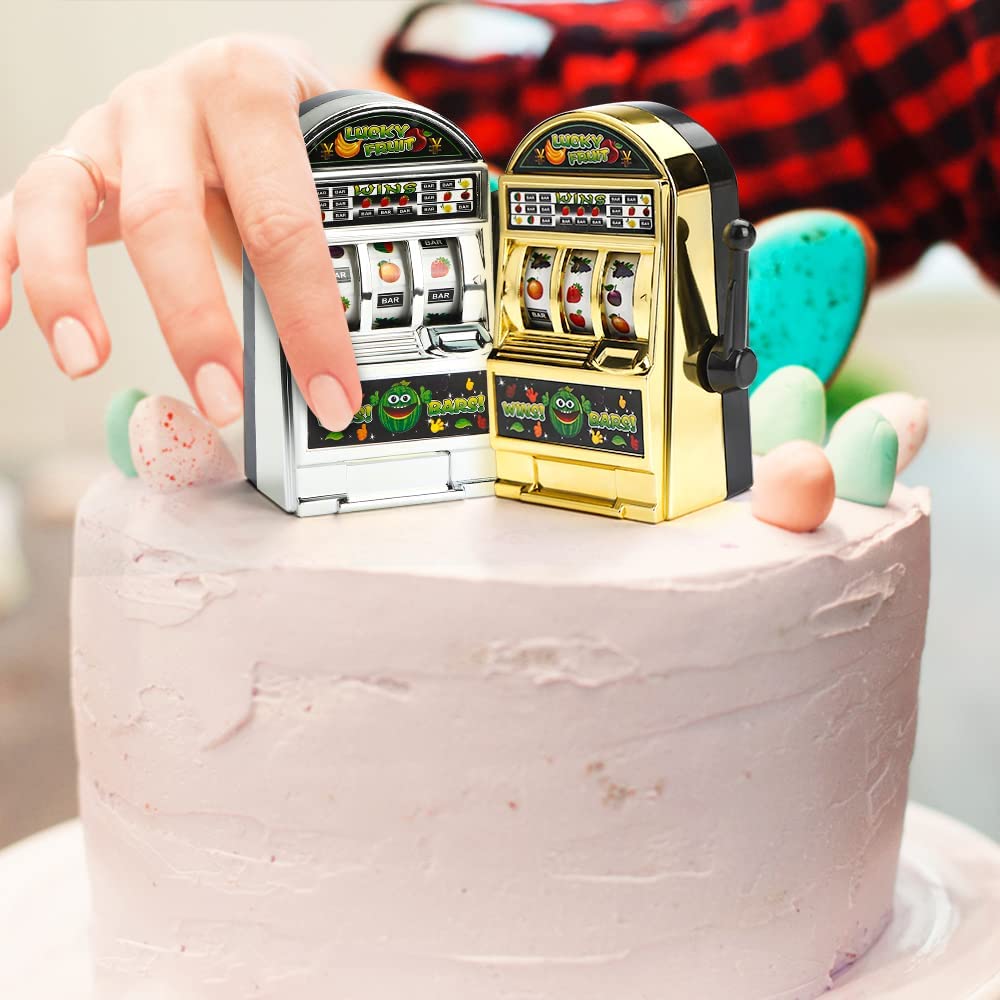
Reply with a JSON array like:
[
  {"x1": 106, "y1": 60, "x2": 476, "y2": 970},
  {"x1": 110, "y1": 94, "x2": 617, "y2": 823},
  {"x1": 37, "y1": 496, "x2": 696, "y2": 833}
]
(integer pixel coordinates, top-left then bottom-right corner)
[
  {"x1": 548, "y1": 387, "x2": 583, "y2": 437},
  {"x1": 377, "y1": 382, "x2": 422, "y2": 433}
]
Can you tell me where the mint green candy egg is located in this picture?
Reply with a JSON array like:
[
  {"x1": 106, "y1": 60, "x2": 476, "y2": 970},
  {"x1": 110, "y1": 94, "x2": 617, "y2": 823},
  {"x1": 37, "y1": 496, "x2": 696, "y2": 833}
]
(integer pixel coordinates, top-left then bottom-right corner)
[
  {"x1": 106, "y1": 388, "x2": 148, "y2": 477},
  {"x1": 750, "y1": 365, "x2": 826, "y2": 455},
  {"x1": 825, "y1": 407, "x2": 899, "y2": 508}
]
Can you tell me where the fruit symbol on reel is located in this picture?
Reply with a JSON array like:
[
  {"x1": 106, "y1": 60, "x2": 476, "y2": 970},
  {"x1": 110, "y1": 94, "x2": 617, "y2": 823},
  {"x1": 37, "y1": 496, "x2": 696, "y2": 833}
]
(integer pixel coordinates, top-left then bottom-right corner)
[
  {"x1": 522, "y1": 248, "x2": 556, "y2": 330},
  {"x1": 329, "y1": 244, "x2": 361, "y2": 331},
  {"x1": 368, "y1": 241, "x2": 412, "y2": 329},
  {"x1": 601, "y1": 254, "x2": 639, "y2": 339},
  {"x1": 419, "y1": 237, "x2": 463, "y2": 325},
  {"x1": 560, "y1": 251, "x2": 598, "y2": 333}
]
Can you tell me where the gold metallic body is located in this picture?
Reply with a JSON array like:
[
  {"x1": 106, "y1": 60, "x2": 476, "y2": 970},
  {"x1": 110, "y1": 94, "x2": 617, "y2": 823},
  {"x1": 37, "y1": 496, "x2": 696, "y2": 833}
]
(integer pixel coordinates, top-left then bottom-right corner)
[{"x1": 488, "y1": 105, "x2": 727, "y2": 522}]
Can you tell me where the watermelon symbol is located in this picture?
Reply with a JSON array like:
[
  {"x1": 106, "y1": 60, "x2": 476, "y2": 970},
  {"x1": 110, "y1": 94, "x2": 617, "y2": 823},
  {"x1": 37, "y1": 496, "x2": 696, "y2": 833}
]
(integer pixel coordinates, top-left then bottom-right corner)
[
  {"x1": 548, "y1": 387, "x2": 585, "y2": 438},
  {"x1": 374, "y1": 381, "x2": 429, "y2": 433}
]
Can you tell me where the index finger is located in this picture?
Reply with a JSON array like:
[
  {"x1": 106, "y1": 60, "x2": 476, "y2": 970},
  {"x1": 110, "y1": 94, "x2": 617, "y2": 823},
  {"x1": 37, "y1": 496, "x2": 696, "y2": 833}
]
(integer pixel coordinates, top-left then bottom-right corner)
[{"x1": 206, "y1": 82, "x2": 361, "y2": 432}]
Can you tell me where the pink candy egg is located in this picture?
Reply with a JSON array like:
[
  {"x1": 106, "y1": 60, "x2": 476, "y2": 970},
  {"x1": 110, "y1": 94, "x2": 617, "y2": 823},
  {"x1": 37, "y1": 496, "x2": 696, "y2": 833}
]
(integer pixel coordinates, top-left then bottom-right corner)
[
  {"x1": 129, "y1": 395, "x2": 238, "y2": 493},
  {"x1": 752, "y1": 441, "x2": 835, "y2": 533},
  {"x1": 848, "y1": 392, "x2": 928, "y2": 472}
]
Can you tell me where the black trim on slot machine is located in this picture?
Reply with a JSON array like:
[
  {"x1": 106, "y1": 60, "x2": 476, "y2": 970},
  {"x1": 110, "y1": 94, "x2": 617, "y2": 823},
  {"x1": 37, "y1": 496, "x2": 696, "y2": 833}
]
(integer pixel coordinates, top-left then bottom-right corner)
[{"x1": 625, "y1": 102, "x2": 755, "y2": 499}]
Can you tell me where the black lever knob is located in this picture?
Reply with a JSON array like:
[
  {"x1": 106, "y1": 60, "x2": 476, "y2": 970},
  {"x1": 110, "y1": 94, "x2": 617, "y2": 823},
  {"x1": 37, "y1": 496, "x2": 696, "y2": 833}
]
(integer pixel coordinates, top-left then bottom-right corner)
[
  {"x1": 703, "y1": 343, "x2": 758, "y2": 393},
  {"x1": 724, "y1": 219, "x2": 756, "y2": 254}
]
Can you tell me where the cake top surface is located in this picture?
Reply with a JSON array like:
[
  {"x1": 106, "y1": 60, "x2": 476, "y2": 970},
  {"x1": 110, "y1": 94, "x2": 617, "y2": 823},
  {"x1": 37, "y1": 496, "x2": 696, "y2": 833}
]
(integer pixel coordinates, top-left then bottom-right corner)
[{"x1": 76, "y1": 473, "x2": 929, "y2": 589}]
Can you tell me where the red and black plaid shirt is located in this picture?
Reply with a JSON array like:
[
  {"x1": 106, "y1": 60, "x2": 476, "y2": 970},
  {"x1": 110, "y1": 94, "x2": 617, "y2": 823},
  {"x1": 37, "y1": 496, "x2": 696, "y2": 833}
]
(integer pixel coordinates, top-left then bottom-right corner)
[{"x1": 384, "y1": 0, "x2": 1000, "y2": 284}]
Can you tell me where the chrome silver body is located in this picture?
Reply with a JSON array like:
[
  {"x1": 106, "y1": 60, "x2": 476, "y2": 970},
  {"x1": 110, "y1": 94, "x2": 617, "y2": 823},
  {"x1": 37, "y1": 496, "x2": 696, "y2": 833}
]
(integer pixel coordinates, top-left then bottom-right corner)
[{"x1": 244, "y1": 93, "x2": 495, "y2": 516}]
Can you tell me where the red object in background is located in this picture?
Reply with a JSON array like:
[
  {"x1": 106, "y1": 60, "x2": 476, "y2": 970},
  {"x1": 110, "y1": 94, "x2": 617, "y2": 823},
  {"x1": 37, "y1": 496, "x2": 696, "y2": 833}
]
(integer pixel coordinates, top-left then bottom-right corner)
[{"x1": 384, "y1": 0, "x2": 1000, "y2": 285}]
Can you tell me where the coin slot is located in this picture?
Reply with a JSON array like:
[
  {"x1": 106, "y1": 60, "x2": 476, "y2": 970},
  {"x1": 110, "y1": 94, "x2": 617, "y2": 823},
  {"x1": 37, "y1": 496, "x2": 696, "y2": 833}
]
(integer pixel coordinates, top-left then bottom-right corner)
[
  {"x1": 600, "y1": 252, "x2": 640, "y2": 340},
  {"x1": 329, "y1": 244, "x2": 361, "y2": 332},
  {"x1": 418, "y1": 237, "x2": 463, "y2": 325},
  {"x1": 559, "y1": 250, "x2": 598, "y2": 334},
  {"x1": 593, "y1": 344, "x2": 643, "y2": 370},
  {"x1": 522, "y1": 247, "x2": 556, "y2": 330}
]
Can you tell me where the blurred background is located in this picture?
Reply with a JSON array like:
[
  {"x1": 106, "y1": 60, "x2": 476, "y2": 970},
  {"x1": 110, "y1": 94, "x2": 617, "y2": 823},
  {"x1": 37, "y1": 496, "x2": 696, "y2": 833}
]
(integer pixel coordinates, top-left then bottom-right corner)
[{"x1": 1, "y1": 1, "x2": 998, "y2": 851}]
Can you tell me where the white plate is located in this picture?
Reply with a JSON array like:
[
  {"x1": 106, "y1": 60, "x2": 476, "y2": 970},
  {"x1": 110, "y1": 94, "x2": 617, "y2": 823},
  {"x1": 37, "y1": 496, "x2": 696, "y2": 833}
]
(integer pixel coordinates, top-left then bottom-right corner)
[{"x1": 1, "y1": 804, "x2": 999, "y2": 999}]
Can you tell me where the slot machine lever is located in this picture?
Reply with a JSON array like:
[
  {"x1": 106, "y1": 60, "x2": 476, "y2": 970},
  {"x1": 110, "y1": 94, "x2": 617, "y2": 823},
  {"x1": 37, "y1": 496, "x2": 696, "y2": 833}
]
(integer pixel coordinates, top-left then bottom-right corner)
[{"x1": 702, "y1": 219, "x2": 758, "y2": 394}]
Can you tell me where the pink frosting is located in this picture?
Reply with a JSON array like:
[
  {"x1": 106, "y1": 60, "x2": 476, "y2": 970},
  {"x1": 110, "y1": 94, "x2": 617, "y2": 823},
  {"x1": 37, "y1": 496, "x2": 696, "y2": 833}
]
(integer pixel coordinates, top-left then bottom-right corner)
[{"x1": 71, "y1": 477, "x2": 931, "y2": 999}]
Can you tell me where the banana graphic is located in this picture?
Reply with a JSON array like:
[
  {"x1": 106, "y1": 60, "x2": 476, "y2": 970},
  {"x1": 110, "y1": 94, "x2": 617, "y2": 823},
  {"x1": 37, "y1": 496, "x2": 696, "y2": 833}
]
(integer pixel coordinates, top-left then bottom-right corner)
[
  {"x1": 334, "y1": 132, "x2": 362, "y2": 158},
  {"x1": 544, "y1": 138, "x2": 566, "y2": 165}
]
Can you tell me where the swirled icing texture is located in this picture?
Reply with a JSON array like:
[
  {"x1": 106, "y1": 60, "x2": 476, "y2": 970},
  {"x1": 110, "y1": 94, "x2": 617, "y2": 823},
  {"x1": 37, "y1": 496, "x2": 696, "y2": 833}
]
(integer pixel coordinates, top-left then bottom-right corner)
[{"x1": 71, "y1": 476, "x2": 930, "y2": 1000}]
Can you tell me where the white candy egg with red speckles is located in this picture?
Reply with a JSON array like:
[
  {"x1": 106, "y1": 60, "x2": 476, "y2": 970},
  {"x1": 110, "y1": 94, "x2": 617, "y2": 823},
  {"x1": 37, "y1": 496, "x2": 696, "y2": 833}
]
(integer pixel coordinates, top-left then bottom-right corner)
[
  {"x1": 129, "y1": 395, "x2": 238, "y2": 493},
  {"x1": 848, "y1": 391, "x2": 929, "y2": 472}
]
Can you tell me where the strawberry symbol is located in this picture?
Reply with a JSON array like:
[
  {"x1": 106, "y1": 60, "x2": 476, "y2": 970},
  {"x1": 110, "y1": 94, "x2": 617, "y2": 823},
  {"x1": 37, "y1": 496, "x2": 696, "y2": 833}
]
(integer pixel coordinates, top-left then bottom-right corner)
[
  {"x1": 630, "y1": 434, "x2": 639, "y2": 451},
  {"x1": 430, "y1": 256, "x2": 450, "y2": 278},
  {"x1": 569, "y1": 310, "x2": 586, "y2": 328},
  {"x1": 526, "y1": 387, "x2": 538, "y2": 403},
  {"x1": 566, "y1": 283, "x2": 583, "y2": 303},
  {"x1": 373, "y1": 242, "x2": 394, "y2": 253},
  {"x1": 505, "y1": 383, "x2": 517, "y2": 399}
]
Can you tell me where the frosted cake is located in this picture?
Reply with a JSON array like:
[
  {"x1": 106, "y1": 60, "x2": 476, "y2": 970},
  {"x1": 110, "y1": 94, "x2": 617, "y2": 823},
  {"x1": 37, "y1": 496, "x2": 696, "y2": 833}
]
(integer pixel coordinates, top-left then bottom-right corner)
[{"x1": 71, "y1": 474, "x2": 929, "y2": 999}]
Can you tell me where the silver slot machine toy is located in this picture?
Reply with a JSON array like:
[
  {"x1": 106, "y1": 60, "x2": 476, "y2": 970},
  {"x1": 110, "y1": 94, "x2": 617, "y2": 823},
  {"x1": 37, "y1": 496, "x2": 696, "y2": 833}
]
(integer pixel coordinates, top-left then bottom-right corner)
[{"x1": 244, "y1": 90, "x2": 495, "y2": 515}]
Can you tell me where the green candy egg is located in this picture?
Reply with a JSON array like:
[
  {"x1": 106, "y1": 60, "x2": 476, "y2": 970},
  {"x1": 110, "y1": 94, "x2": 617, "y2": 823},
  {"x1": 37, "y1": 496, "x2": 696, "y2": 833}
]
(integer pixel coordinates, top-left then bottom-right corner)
[
  {"x1": 825, "y1": 407, "x2": 899, "y2": 508},
  {"x1": 105, "y1": 388, "x2": 148, "y2": 477},
  {"x1": 749, "y1": 210, "x2": 874, "y2": 391},
  {"x1": 750, "y1": 365, "x2": 826, "y2": 455}
]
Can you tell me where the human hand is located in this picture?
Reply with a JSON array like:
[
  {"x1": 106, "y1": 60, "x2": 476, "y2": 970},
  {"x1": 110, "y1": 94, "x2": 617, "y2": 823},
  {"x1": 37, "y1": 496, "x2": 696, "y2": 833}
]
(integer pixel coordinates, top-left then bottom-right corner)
[{"x1": 0, "y1": 35, "x2": 362, "y2": 431}]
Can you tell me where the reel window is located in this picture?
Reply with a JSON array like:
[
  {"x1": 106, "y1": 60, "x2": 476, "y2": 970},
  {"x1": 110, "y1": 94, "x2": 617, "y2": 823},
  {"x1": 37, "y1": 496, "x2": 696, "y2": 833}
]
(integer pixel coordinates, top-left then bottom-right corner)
[
  {"x1": 330, "y1": 244, "x2": 361, "y2": 332},
  {"x1": 558, "y1": 250, "x2": 599, "y2": 334},
  {"x1": 521, "y1": 246, "x2": 557, "y2": 331},
  {"x1": 367, "y1": 241, "x2": 412, "y2": 329},
  {"x1": 600, "y1": 253, "x2": 640, "y2": 341},
  {"x1": 418, "y1": 237, "x2": 463, "y2": 325}
]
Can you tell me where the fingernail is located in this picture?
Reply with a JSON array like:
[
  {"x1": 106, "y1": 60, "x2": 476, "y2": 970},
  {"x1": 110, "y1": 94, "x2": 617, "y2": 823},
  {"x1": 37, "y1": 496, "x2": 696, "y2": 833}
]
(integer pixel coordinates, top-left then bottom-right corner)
[
  {"x1": 307, "y1": 373, "x2": 354, "y2": 431},
  {"x1": 195, "y1": 362, "x2": 243, "y2": 426},
  {"x1": 52, "y1": 316, "x2": 99, "y2": 378}
]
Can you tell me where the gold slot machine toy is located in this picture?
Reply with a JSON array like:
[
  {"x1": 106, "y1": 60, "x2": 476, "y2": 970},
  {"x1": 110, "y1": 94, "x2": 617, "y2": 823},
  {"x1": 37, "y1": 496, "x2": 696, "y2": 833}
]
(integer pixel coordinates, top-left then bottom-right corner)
[{"x1": 488, "y1": 103, "x2": 758, "y2": 523}]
